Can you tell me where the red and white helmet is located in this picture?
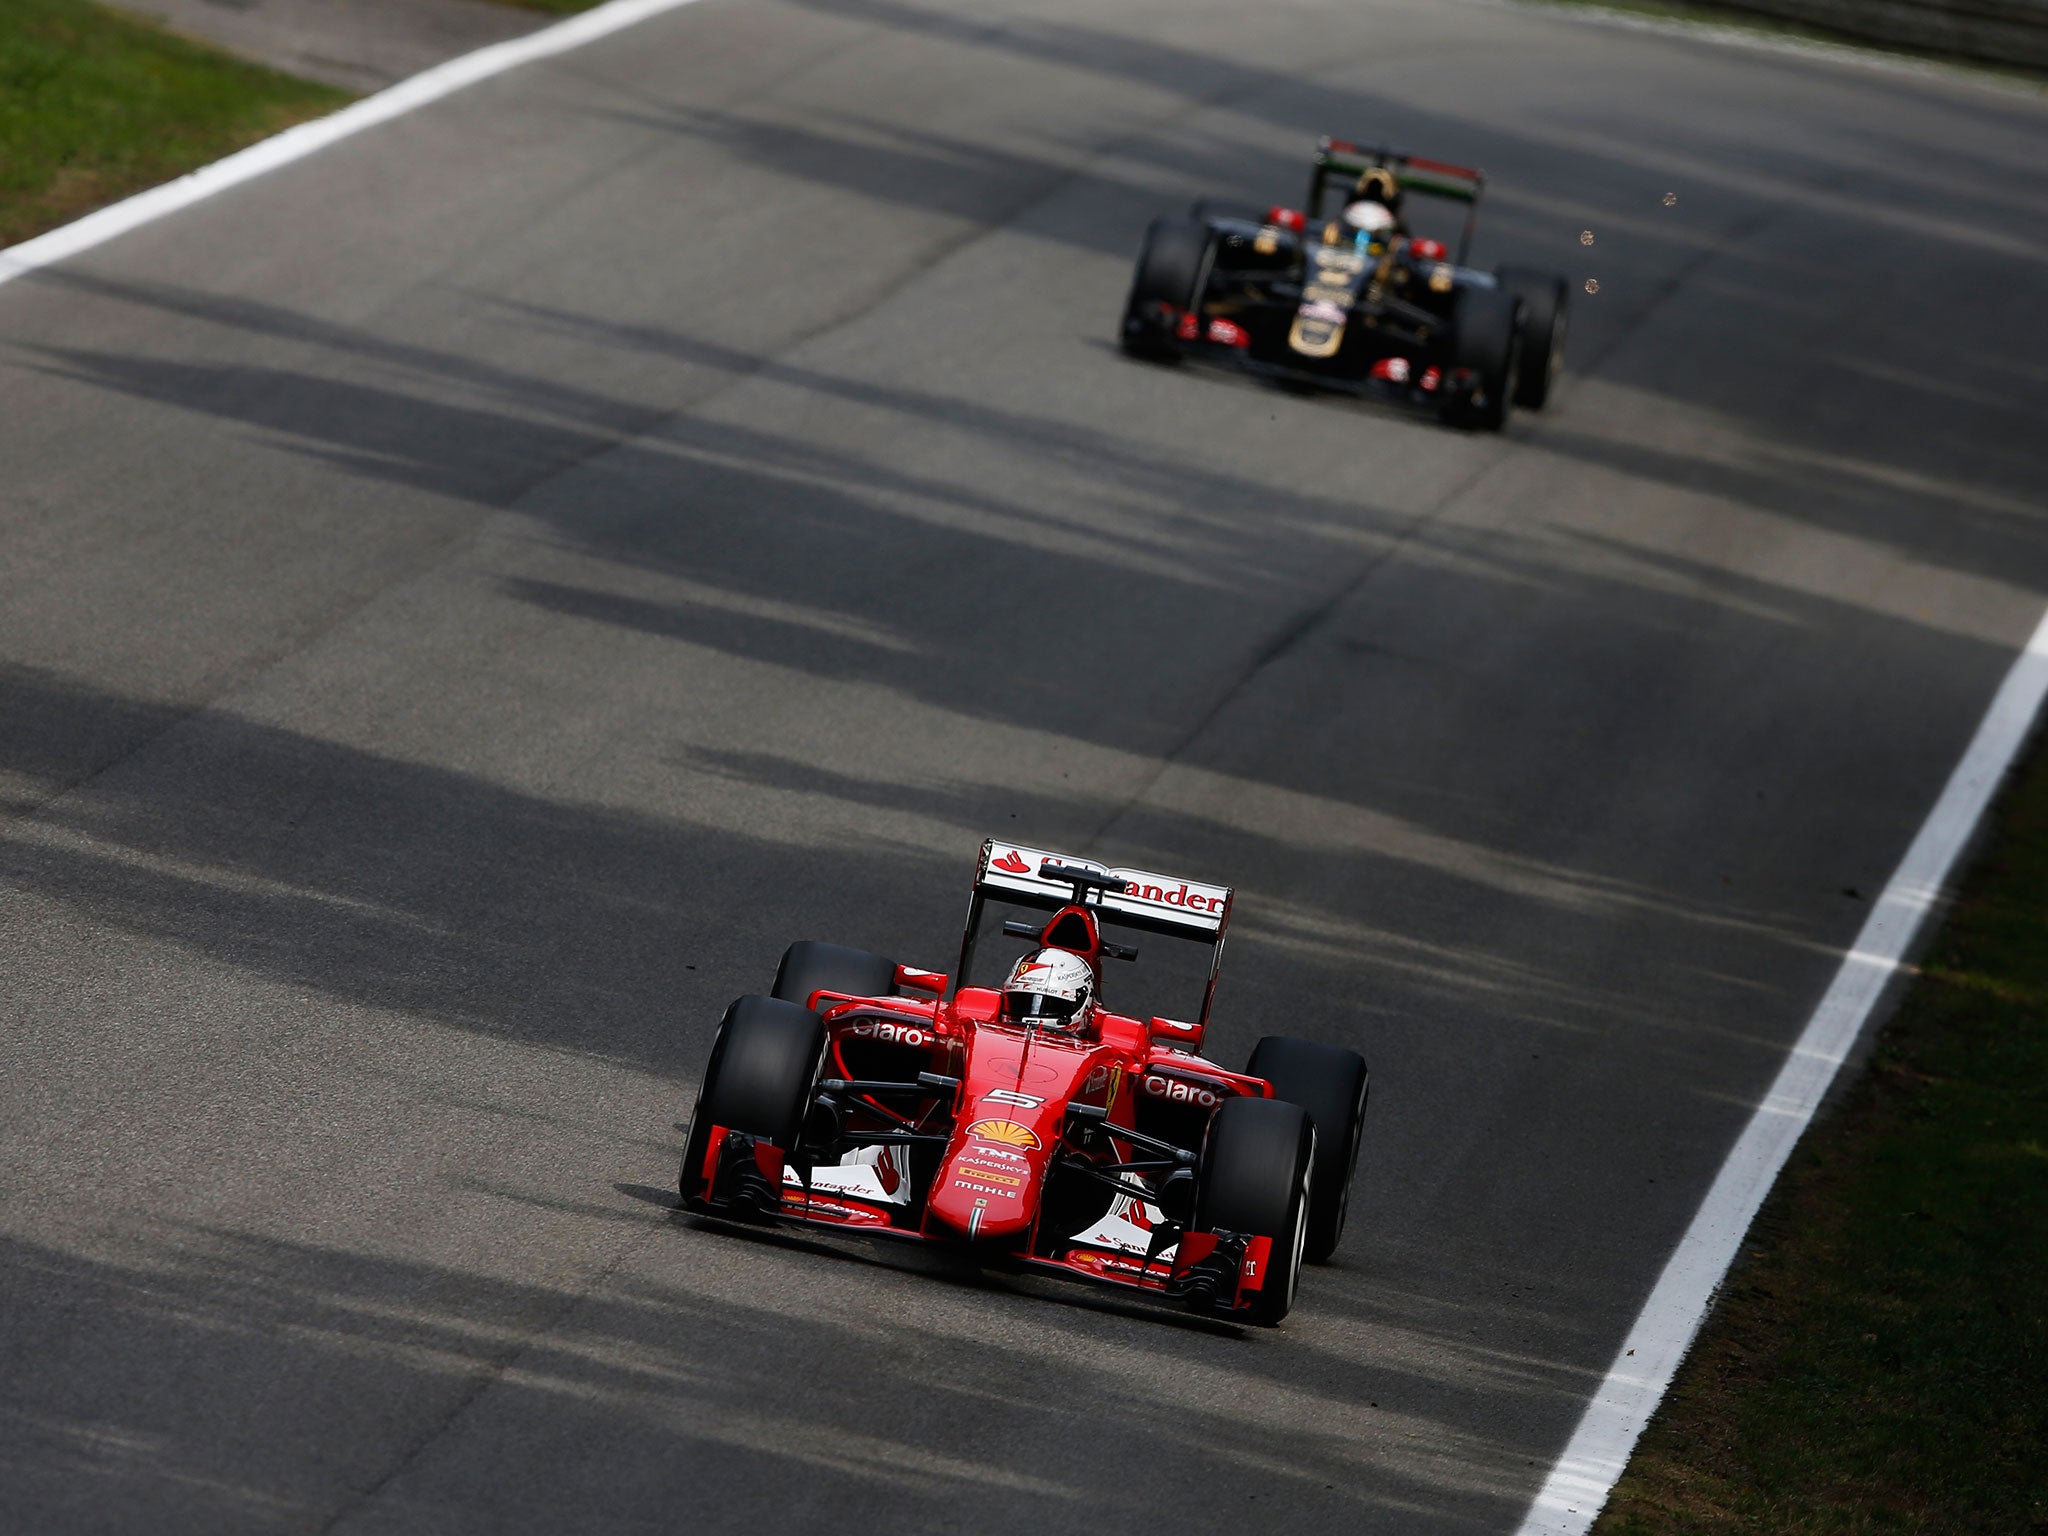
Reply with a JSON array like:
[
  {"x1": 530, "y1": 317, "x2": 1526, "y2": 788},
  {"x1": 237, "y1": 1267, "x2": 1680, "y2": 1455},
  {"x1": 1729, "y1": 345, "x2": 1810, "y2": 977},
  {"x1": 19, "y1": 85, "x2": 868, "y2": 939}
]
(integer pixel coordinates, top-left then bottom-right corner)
[{"x1": 1001, "y1": 948, "x2": 1095, "y2": 1030}]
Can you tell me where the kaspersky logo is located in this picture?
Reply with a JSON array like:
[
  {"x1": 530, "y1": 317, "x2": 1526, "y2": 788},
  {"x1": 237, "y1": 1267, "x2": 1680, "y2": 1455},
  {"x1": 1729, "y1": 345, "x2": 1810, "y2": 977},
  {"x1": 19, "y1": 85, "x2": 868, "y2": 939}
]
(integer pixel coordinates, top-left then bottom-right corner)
[{"x1": 991, "y1": 849, "x2": 1031, "y2": 875}]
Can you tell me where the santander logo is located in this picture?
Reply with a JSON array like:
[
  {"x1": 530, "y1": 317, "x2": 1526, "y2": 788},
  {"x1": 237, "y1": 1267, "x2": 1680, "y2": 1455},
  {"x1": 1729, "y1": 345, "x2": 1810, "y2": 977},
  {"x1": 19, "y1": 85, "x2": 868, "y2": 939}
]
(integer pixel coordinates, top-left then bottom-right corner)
[
  {"x1": 986, "y1": 846, "x2": 1226, "y2": 917},
  {"x1": 1124, "y1": 880, "x2": 1227, "y2": 914}
]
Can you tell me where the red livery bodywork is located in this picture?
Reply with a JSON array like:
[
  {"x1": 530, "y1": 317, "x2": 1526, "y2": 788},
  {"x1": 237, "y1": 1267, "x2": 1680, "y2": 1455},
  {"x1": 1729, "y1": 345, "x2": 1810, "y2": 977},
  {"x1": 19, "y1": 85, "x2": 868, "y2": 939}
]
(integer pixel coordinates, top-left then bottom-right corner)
[{"x1": 678, "y1": 841, "x2": 1343, "y2": 1323}]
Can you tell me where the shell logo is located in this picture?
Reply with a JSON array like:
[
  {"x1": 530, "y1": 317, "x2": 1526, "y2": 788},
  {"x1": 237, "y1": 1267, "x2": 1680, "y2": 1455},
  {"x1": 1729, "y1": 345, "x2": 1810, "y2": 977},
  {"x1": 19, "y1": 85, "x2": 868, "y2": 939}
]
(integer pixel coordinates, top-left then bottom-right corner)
[{"x1": 965, "y1": 1118, "x2": 1040, "y2": 1151}]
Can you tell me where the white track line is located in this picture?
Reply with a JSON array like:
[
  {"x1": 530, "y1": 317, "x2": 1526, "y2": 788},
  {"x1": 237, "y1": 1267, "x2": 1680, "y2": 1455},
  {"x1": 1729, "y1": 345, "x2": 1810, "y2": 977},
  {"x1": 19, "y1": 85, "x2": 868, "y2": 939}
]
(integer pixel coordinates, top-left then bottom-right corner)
[
  {"x1": 0, "y1": 0, "x2": 711, "y2": 291},
  {"x1": 1517, "y1": 603, "x2": 2048, "y2": 1534}
]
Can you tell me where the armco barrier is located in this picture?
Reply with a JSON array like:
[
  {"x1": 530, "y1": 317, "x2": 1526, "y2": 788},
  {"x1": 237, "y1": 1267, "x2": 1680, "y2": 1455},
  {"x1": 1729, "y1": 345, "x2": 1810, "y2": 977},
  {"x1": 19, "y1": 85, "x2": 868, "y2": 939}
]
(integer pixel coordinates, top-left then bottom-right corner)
[{"x1": 1717, "y1": 0, "x2": 2048, "y2": 69}]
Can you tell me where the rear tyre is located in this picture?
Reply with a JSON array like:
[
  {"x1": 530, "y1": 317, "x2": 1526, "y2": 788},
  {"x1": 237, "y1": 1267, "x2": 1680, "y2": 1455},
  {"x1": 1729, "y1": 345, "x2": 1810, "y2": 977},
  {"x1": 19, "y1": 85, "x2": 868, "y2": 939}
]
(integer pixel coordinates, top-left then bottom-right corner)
[
  {"x1": 1247, "y1": 1037, "x2": 1368, "y2": 1264},
  {"x1": 679, "y1": 996, "x2": 826, "y2": 1207},
  {"x1": 771, "y1": 940, "x2": 897, "y2": 1009},
  {"x1": 1496, "y1": 265, "x2": 1568, "y2": 410},
  {"x1": 1439, "y1": 284, "x2": 1522, "y2": 432},
  {"x1": 1192, "y1": 1097, "x2": 1315, "y2": 1326},
  {"x1": 1120, "y1": 217, "x2": 1213, "y2": 361}
]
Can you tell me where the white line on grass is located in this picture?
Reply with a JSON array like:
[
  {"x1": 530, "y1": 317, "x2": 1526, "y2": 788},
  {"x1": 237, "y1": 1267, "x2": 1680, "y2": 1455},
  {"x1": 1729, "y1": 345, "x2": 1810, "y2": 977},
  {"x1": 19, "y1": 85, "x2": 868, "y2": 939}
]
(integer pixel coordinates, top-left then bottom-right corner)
[
  {"x1": 0, "y1": 0, "x2": 713, "y2": 290},
  {"x1": 1516, "y1": 603, "x2": 2048, "y2": 1534}
]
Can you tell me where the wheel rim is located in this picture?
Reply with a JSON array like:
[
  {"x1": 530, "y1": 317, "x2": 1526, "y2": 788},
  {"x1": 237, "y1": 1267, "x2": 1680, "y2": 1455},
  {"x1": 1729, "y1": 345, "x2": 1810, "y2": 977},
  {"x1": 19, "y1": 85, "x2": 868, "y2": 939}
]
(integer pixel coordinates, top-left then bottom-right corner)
[
  {"x1": 1283, "y1": 1168, "x2": 1310, "y2": 1311},
  {"x1": 1328, "y1": 1109, "x2": 1363, "y2": 1245}
]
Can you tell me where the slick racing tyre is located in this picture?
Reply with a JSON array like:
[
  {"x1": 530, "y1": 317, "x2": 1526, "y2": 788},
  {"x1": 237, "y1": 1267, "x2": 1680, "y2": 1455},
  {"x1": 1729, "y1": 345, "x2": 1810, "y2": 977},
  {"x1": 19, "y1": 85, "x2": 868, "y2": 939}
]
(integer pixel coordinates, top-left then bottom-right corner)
[
  {"x1": 1495, "y1": 265, "x2": 1569, "y2": 410},
  {"x1": 1247, "y1": 1036, "x2": 1368, "y2": 1264},
  {"x1": 1192, "y1": 1097, "x2": 1315, "y2": 1326},
  {"x1": 1187, "y1": 198, "x2": 1269, "y2": 225},
  {"x1": 1439, "y1": 284, "x2": 1522, "y2": 432},
  {"x1": 679, "y1": 996, "x2": 826, "y2": 1208},
  {"x1": 1120, "y1": 217, "x2": 1213, "y2": 361},
  {"x1": 771, "y1": 940, "x2": 897, "y2": 1010}
]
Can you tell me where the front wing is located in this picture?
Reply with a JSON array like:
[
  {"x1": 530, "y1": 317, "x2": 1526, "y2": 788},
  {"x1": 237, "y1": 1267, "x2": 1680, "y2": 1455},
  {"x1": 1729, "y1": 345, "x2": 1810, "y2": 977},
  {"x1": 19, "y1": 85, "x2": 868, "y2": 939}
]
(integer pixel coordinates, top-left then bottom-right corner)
[{"x1": 687, "y1": 1124, "x2": 1276, "y2": 1316}]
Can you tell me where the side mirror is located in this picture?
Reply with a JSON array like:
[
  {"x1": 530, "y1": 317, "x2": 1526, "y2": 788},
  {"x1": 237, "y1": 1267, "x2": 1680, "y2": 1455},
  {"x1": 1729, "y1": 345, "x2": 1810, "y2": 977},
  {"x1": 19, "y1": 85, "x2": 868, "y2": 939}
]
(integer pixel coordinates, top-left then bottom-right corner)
[
  {"x1": 892, "y1": 965, "x2": 946, "y2": 996},
  {"x1": 1148, "y1": 1016, "x2": 1205, "y2": 1053}
]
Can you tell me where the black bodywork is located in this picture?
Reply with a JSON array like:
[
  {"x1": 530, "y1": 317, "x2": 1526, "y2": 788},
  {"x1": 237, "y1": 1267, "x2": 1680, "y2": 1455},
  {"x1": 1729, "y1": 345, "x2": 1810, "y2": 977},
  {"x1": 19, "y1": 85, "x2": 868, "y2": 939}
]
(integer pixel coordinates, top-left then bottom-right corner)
[{"x1": 1121, "y1": 139, "x2": 1567, "y2": 430}]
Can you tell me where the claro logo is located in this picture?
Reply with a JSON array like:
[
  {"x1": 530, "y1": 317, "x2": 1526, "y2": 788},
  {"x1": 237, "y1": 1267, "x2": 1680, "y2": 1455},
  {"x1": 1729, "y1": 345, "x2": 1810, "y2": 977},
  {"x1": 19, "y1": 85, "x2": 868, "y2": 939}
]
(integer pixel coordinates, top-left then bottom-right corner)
[
  {"x1": 1143, "y1": 1075, "x2": 1221, "y2": 1108},
  {"x1": 847, "y1": 1020, "x2": 931, "y2": 1048}
]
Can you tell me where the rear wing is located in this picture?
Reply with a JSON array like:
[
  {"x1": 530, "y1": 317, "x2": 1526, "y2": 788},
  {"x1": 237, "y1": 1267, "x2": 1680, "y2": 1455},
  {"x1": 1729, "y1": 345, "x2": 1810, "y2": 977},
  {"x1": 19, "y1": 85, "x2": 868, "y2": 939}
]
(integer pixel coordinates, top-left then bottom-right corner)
[
  {"x1": 1309, "y1": 137, "x2": 1484, "y2": 265},
  {"x1": 954, "y1": 840, "x2": 1234, "y2": 1026}
]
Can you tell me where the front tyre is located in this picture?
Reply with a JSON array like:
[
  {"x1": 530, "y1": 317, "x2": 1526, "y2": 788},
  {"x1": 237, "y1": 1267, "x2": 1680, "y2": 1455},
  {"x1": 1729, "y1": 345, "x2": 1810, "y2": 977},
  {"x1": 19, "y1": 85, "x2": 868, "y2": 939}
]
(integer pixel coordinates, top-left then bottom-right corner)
[
  {"x1": 1495, "y1": 265, "x2": 1569, "y2": 410},
  {"x1": 1247, "y1": 1036, "x2": 1368, "y2": 1264},
  {"x1": 1439, "y1": 284, "x2": 1522, "y2": 432},
  {"x1": 1192, "y1": 1097, "x2": 1315, "y2": 1326},
  {"x1": 679, "y1": 995, "x2": 826, "y2": 1209},
  {"x1": 1120, "y1": 217, "x2": 1213, "y2": 361}
]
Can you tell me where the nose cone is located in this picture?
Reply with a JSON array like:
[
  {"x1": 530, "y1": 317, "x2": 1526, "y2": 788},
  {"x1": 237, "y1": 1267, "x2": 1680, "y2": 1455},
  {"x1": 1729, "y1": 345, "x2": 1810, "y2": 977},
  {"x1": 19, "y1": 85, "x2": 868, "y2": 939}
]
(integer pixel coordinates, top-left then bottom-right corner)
[
  {"x1": 929, "y1": 1025, "x2": 1110, "y2": 1244},
  {"x1": 926, "y1": 1116, "x2": 1046, "y2": 1242}
]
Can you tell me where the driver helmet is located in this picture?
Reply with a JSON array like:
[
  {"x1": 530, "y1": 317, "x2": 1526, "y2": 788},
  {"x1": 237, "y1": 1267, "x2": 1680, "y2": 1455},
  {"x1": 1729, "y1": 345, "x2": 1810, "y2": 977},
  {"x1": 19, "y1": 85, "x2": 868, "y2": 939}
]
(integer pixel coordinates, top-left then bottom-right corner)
[
  {"x1": 1000, "y1": 948, "x2": 1095, "y2": 1030},
  {"x1": 1341, "y1": 199, "x2": 1397, "y2": 238}
]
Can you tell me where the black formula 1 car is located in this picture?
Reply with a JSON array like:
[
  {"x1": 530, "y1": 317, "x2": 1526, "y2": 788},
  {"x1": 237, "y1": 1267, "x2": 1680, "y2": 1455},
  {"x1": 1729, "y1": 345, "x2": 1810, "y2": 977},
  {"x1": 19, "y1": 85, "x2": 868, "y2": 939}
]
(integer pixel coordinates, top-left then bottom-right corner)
[{"x1": 1120, "y1": 138, "x2": 1569, "y2": 430}]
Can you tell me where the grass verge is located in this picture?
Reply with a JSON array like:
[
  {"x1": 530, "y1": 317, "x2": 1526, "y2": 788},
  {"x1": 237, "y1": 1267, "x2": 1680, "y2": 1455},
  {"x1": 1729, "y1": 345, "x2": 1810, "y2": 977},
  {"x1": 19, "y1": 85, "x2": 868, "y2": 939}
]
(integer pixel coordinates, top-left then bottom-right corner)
[
  {"x1": 0, "y1": 0, "x2": 350, "y2": 249},
  {"x1": 1520, "y1": 0, "x2": 2048, "y2": 90},
  {"x1": 1596, "y1": 747, "x2": 2048, "y2": 1533}
]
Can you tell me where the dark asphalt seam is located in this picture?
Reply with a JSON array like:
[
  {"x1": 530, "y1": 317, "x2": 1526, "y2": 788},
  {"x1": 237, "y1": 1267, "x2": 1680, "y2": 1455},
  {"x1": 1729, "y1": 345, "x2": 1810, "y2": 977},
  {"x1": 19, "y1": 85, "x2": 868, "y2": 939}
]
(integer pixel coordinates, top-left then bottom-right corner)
[
  {"x1": 312, "y1": 1225, "x2": 656, "y2": 1536},
  {"x1": 1085, "y1": 436, "x2": 1513, "y2": 850},
  {"x1": 1081, "y1": 166, "x2": 1833, "y2": 854}
]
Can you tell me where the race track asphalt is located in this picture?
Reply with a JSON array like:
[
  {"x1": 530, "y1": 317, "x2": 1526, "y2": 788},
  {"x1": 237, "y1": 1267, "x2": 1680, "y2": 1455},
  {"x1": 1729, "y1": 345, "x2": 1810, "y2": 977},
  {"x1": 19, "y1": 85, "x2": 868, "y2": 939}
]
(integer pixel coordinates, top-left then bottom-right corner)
[{"x1": 3, "y1": 1, "x2": 2046, "y2": 1531}]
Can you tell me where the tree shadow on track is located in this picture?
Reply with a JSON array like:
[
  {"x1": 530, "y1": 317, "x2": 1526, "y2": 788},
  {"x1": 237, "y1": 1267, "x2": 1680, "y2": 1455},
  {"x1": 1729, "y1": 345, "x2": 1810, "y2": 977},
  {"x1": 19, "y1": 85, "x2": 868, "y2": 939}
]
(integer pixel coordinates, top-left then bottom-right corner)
[
  {"x1": 0, "y1": 649, "x2": 1831, "y2": 1077},
  {"x1": 0, "y1": 1171, "x2": 1613, "y2": 1531},
  {"x1": 0, "y1": 1212, "x2": 1585, "y2": 1536}
]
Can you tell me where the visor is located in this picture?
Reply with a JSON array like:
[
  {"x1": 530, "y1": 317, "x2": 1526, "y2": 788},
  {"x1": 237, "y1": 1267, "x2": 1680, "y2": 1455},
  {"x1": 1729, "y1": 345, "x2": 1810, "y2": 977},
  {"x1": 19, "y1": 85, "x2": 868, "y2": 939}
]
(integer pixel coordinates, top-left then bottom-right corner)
[{"x1": 1001, "y1": 990, "x2": 1083, "y2": 1027}]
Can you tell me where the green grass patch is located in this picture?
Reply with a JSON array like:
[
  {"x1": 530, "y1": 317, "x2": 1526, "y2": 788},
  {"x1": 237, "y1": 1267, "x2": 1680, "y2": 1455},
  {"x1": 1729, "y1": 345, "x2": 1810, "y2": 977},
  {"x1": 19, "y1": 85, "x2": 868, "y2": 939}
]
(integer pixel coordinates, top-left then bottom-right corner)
[
  {"x1": 1597, "y1": 751, "x2": 2048, "y2": 1532},
  {"x1": 0, "y1": 0, "x2": 350, "y2": 248},
  {"x1": 1519, "y1": 0, "x2": 2048, "y2": 89}
]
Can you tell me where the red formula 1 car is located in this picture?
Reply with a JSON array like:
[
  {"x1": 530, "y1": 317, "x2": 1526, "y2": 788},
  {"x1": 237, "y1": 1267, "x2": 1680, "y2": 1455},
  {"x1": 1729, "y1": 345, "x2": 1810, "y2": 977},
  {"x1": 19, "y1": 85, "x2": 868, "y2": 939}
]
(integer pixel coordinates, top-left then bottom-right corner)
[{"x1": 677, "y1": 842, "x2": 1369, "y2": 1325}]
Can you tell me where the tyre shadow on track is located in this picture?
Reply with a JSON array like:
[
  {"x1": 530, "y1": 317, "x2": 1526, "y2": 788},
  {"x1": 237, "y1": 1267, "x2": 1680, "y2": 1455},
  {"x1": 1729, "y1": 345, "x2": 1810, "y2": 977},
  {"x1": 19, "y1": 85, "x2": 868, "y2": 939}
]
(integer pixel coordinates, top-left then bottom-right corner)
[{"x1": 673, "y1": 1207, "x2": 1251, "y2": 1338}]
